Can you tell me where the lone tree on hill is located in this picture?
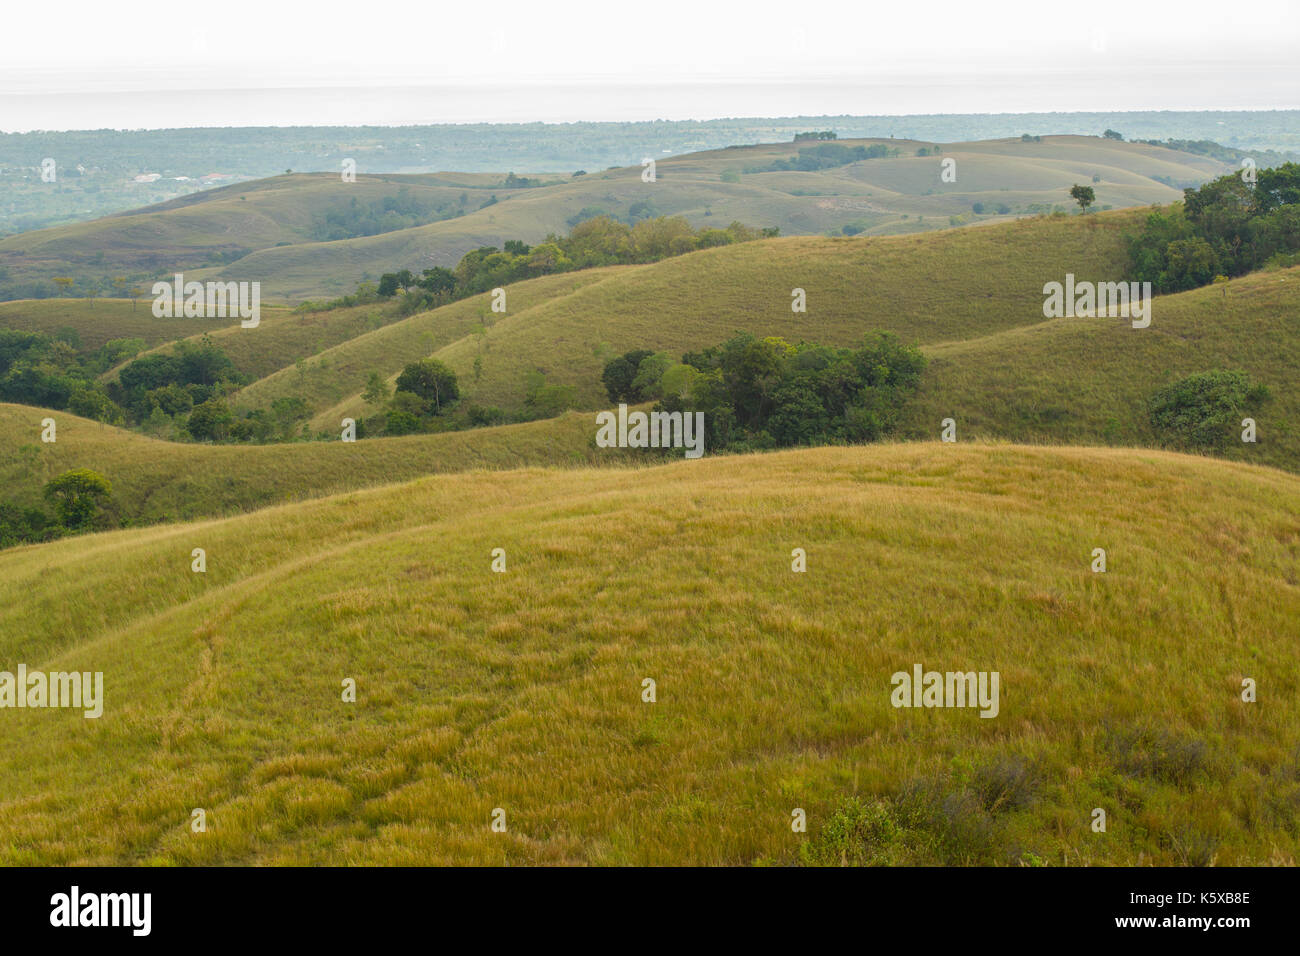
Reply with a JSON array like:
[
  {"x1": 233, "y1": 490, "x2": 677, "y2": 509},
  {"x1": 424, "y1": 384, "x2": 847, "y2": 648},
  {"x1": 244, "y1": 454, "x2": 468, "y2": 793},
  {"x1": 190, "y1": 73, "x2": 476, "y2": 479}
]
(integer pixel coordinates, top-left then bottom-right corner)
[
  {"x1": 44, "y1": 468, "x2": 112, "y2": 529},
  {"x1": 1069, "y1": 184, "x2": 1096, "y2": 212}
]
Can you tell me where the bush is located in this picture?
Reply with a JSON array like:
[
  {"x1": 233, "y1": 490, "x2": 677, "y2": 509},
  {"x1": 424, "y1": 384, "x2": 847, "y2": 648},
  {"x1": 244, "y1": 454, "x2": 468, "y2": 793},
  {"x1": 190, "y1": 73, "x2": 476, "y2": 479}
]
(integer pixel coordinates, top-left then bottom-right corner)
[
  {"x1": 1148, "y1": 370, "x2": 1270, "y2": 451},
  {"x1": 394, "y1": 358, "x2": 459, "y2": 414},
  {"x1": 44, "y1": 468, "x2": 112, "y2": 530},
  {"x1": 186, "y1": 399, "x2": 234, "y2": 441},
  {"x1": 385, "y1": 409, "x2": 423, "y2": 435},
  {"x1": 799, "y1": 798, "x2": 905, "y2": 866}
]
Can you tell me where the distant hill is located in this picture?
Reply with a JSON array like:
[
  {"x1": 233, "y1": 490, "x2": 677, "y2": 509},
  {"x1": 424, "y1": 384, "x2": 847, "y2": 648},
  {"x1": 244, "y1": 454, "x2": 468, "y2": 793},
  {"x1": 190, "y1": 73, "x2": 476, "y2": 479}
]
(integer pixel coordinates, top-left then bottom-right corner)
[
  {"x1": 3, "y1": 111, "x2": 1295, "y2": 235},
  {"x1": 0, "y1": 135, "x2": 1230, "y2": 302}
]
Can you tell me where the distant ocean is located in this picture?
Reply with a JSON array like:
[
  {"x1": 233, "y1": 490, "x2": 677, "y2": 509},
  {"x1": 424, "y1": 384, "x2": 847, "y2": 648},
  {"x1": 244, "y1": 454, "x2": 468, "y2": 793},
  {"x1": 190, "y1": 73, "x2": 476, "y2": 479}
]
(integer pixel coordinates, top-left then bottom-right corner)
[{"x1": 1, "y1": 69, "x2": 1296, "y2": 132}]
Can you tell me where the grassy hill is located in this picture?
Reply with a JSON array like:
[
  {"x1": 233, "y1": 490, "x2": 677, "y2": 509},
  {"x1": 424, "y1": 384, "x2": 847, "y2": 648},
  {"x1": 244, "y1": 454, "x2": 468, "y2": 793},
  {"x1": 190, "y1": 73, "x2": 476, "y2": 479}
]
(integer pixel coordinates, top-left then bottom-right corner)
[
  {"x1": 0, "y1": 403, "x2": 639, "y2": 524},
  {"x1": 900, "y1": 263, "x2": 1300, "y2": 472},
  {"x1": 311, "y1": 210, "x2": 1139, "y2": 428},
  {"x1": 233, "y1": 270, "x2": 616, "y2": 423},
  {"x1": 0, "y1": 136, "x2": 1229, "y2": 302},
  {"x1": 0, "y1": 173, "x2": 529, "y2": 297},
  {"x1": 1, "y1": 443, "x2": 1296, "y2": 865},
  {"x1": 0, "y1": 298, "x2": 261, "y2": 351},
  {"x1": 95, "y1": 300, "x2": 399, "y2": 386}
]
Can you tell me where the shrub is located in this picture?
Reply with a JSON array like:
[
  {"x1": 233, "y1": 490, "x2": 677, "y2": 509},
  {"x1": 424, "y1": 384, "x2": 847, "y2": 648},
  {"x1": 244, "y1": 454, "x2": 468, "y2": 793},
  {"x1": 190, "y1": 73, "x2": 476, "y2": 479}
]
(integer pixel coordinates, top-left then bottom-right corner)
[
  {"x1": 1148, "y1": 370, "x2": 1270, "y2": 451},
  {"x1": 44, "y1": 468, "x2": 112, "y2": 529},
  {"x1": 394, "y1": 359, "x2": 459, "y2": 414}
]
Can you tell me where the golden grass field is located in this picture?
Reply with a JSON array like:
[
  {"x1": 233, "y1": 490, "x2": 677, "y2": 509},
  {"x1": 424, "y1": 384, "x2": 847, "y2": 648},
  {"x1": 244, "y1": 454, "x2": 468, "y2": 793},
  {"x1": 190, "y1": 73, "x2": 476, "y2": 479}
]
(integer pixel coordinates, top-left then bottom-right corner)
[
  {"x1": 1, "y1": 443, "x2": 1296, "y2": 865},
  {"x1": 1, "y1": 138, "x2": 1295, "y2": 867}
]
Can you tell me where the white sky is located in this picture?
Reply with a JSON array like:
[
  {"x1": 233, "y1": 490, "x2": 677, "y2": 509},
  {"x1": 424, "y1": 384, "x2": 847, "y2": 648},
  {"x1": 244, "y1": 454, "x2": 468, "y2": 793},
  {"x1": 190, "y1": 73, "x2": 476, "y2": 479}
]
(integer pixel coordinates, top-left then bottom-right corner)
[{"x1": 1, "y1": 0, "x2": 1297, "y2": 128}]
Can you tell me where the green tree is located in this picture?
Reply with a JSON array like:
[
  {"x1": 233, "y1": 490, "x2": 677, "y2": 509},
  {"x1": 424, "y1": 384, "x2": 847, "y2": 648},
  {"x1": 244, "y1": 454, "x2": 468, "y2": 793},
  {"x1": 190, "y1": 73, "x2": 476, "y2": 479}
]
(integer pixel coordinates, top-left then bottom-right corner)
[
  {"x1": 394, "y1": 358, "x2": 459, "y2": 414},
  {"x1": 601, "y1": 349, "x2": 654, "y2": 402},
  {"x1": 44, "y1": 468, "x2": 112, "y2": 529},
  {"x1": 1069, "y1": 184, "x2": 1096, "y2": 212},
  {"x1": 187, "y1": 399, "x2": 234, "y2": 441},
  {"x1": 362, "y1": 371, "x2": 391, "y2": 407}
]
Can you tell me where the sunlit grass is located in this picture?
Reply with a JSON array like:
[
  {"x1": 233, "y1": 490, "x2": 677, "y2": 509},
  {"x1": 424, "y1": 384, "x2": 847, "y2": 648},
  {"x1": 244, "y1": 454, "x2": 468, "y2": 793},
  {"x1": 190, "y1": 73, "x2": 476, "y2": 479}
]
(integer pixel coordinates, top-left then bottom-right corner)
[{"x1": 1, "y1": 443, "x2": 1295, "y2": 865}]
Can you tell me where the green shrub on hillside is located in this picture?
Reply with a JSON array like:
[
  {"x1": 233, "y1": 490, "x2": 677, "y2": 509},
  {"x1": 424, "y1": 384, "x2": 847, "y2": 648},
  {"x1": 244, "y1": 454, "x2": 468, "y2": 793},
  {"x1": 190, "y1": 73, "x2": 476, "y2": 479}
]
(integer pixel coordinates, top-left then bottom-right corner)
[
  {"x1": 630, "y1": 331, "x2": 928, "y2": 452},
  {"x1": 43, "y1": 468, "x2": 112, "y2": 530},
  {"x1": 1148, "y1": 370, "x2": 1270, "y2": 451}
]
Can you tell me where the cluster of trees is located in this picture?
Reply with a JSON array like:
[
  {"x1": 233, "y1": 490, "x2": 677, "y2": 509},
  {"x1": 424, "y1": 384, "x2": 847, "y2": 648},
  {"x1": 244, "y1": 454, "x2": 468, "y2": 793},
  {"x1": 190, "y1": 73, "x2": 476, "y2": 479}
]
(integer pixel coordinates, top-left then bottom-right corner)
[
  {"x1": 502, "y1": 172, "x2": 556, "y2": 189},
  {"x1": 1127, "y1": 163, "x2": 1300, "y2": 292},
  {"x1": 113, "y1": 337, "x2": 319, "y2": 442},
  {"x1": 1148, "y1": 370, "x2": 1270, "y2": 452},
  {"x1": 0, "y1": 468, "x2": 113, "y2": 548},
  {"x1": 377, "y1": 215, "x2": 775, "y2": 312},
  {"x1": 602, "y1": 331, "x2": 926, "y2": 451},
  {"x1": 0, "y1": 325, "x2": 318, "y2": 443},
  {"x1": 747, "y1": 143, "x2": 898, "y2": 173},
  {"x1": 371, "y1": 358, "x2": 462, "y2": 435},
  {"x1": 310, "y1": 187, "x2": 467, "y2": 241},
  {"x1": 794, "y1": 131, "x2": 838, "y2": 141},
  {"x1": 0, "y1": 328, "x2": 139, "y2": 422},
  {"x1": 1132, "y1": 138, "x2": 1295, "y2": 170},
  {"x1": 360, "y1": 357, "x2": 575, "y2": 438},
  {"x1": 108, "y1": 336, "x2": 295, "y2": 440}
]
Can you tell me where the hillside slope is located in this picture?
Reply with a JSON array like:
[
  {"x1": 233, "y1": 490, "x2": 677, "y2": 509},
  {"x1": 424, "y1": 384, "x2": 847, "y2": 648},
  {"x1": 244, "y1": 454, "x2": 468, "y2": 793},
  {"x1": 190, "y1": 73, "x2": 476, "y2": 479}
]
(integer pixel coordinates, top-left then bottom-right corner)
[
  {"x1": 314, "y1": 210, "x2": 1139, "y2": 427},
  {"x1": 0, "y1": 136, "x2": 1228, "y2": 301},
  {"x1": 901, "y1": 264, "x2": 1300, "y2": 472},
  {"x1": 1, "y1": 443, "x2": 1296, "y2": 865},
  {"x1": 0, "y1": 403, "x2": 638, "y2": 523}
]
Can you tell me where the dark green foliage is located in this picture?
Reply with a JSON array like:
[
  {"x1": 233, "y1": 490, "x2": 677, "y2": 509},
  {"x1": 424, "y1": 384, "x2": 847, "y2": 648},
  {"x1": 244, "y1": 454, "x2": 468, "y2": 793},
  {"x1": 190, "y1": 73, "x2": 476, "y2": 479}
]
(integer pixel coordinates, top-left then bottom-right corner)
[
  {"x1": 0, "y1": 502, "x2": 55, "y2": 547},
  {"x1": 1069, "y1": 184, "x2": 1095, "y2": 211},
  {"x1": 747, "y1": 142, "x2": 896, "y2": 173},
  {"x1": 310, "y1": 186, "x2": 459, "y2": 242},
  {"x1": 661, "y1": 331, "x2": 926, "y2": 452},
  {"x1": 1128, "y1": 163, "x2": 1300, "y2": 292},
  {"x1": 601, "y1": 349, "x2": 655, "y2": 403},
  {"x1": 186, "y1": 398, "x2": 234, "y2": 441},
  {"x1": 0, "y1": 328, "x2": 128, "y2": 422},
  {"x1": 384, "y1": 409, "x2": 423, "y2": 436},
  {"x1": 379, "y1": 215, "x2": 769, "y2": 313},
  {"x1": 43, "y1": 468, "x2": 112, "y2": 529},
  {"x1": 394, "y1": 358, "x2": 459, "y2": 414},
  {"x1": 1148, "y1": 370, "x2": 1270, "y2": 452}
]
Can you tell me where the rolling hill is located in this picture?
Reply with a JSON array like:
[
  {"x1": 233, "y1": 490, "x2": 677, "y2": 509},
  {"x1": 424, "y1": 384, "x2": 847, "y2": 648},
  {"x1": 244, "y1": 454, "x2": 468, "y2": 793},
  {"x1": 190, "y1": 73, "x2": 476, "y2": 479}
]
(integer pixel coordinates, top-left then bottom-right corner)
[
  {"x1": 0, "y1": 402, "x2": 639, "y2": 524},
  {"x1": 0, "y1": 136, "x2": 1231, "y2": 302},
  {"x1": 305, "y1": 210, "x2": 1140, "y2": 429},
  {"x1": 899, "y1": 263, "x2": 1300, "y2": 472},
  {"x1": 1, "y1": 443, "x2": 1296, "y2": 865}
]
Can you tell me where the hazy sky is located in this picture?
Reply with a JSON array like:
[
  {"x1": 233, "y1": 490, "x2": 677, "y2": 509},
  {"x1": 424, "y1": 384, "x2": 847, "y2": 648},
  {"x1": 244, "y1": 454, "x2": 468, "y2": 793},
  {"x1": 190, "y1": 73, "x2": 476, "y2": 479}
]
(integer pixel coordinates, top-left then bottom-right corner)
[{"x1": 2, "y1": 0, "x2": 1297, "y2": 129}]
